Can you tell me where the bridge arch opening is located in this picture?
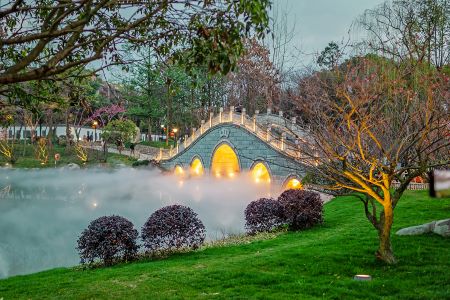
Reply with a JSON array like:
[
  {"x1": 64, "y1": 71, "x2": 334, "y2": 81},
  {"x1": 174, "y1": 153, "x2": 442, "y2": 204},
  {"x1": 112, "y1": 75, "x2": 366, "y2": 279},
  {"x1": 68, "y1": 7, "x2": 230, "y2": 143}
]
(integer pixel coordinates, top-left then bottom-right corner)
[
  {"x1": 211, "y1": 143, "x2": 240, "y2": 178},
  {"x1": 174, "y1": 165, "x2": 184, "y2": 177},
  {"x1": 283, "y1": 177, "x2": 303, "y2": 190},
  {"x1": 251, "y1": 162, "x2": 271, "y2": 184},
  {"x1": 190, "y1": 157, "x2": 204, "y2": 176}
]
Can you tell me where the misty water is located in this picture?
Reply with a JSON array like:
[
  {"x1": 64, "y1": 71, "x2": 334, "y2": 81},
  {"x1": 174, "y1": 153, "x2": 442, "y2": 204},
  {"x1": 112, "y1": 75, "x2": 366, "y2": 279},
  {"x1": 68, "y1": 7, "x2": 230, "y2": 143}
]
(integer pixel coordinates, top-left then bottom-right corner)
[{"x1": 0, "y1": 167, "x2": 274, "y2": 279}]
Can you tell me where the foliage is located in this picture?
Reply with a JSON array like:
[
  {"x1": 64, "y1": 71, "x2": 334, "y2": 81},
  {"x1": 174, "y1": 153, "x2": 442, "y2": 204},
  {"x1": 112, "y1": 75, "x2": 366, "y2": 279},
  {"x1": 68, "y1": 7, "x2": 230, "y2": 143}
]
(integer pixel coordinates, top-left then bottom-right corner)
[
  {"x1": 85, "y1": 104, "x2": 126, "y2": 127},
  {"x1": 101, "y1": 119, "x2": 137, "y2": 144},
  {"x1": 74, "y1": 143, "x2": 88, "y2": 164},
  {"x1": 277, "y1": 189, "x2": 323, "y2": 231},
  {"x1": 244, "y1": 198, "x2": 286, "y2": 234},
  {"x1": 35, "y1": 138, "x2": 48, "y2": 165},
  {"x1": 132, "y1": 160, "x2": 150, "y2": 167},
  {"x1": 141, "y1": 205, "x2": 206, "y2": 252},
  {"x1": 77, "y1": 215, "x2": 139, "y2": 265},
  {"x1": 0, "y1": 0, "x2": 270, "y2": 88},
  {"x1": 227, "y1": 38, "x2": 280, "y2": 114},
  {"x1": 0, "y1": 141, "x2": 15, "y2": 164},
  {"x1": 317, "y1": 42, "x2": 341, "y2": 69}
]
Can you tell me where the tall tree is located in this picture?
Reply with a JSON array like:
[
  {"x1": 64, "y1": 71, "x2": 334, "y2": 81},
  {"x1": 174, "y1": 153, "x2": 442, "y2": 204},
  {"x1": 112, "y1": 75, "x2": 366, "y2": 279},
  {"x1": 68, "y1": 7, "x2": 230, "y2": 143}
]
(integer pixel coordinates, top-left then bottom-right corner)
[
  {"x1": 227, "y1": 38, "x2": 280, "y2": 114},
  {"x1": 293, "y1": 57, "x2": 449, "y2": 264}
]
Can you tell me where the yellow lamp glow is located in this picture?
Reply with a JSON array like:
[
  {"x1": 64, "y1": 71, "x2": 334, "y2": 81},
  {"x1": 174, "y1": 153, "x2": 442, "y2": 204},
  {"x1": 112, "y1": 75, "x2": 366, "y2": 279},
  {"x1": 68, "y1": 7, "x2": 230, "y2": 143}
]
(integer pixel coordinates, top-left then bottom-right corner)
[
  {"x1": 285, "y1": 178, "x2": 303, "y2": 190},
  {"x1": 251, "y1": 162, "x2": 271, "y2": 184},
  {"x1": 174, "y1": 165, "x2": 184, "y2": 176},
  {"x1": 211, "y1": 144, "x2": 240, "y2": 178},
  {"x1": 190, "y1": 158, "x2": 204, "y2": 176}
]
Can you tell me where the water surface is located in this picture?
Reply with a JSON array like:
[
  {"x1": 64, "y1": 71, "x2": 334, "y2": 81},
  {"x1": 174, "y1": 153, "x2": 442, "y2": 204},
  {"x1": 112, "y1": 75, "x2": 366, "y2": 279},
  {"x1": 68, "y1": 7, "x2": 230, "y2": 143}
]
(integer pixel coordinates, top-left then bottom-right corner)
[{"x1": 0, "y1": 167, "x2": 272, "y2": 278}]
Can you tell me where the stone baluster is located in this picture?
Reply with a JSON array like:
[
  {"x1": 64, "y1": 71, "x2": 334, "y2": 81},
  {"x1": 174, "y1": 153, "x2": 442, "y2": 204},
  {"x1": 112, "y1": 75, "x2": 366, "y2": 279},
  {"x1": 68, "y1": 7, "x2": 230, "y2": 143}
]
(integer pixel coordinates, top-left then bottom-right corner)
[
  {"x1": 267, "y1": 108, "x2": 272, "y2": 115},
  {"x1": 209, "y1": 112, "x2": 213, "y2": 128},
  {"x1": 279, "y1": 111, "x2": 283, "y2": 117},
  {"x1": 281, "y1": 132, "x2": 286, "y2": 150},
  {"x1": 184, "y1": 134, "x2": 188, "y2": 148},
  {"x1": 241, "y1": 108, "x2": 246, "y2": 125},
  {"x1": 170, "y1": 145, "x2": 173, "y2": 156},
  {"x1": 219, "y1": 107, "x2": 223, "y2": 123},
  {"x1": 291, "y1": 117, "x2": 297, "y2": 130},
  {"x1": 266, "y1": 125, "x2": 271, "y2": 142},
  {"x1": 229, "y1": 106, "x2": 234, "y2": 122},
  {"x1": 159, "y1": 147, "x2": 162, "y2": 160},
  {"x1": 192, "y1": 128, "x2": 196, "y2": 139},
  {"x1": 176, "y1": 143, "x2": 179, "y2": 154},
  {"x1": 200, "y1": 120, "x2": 205, "y2": 134}
]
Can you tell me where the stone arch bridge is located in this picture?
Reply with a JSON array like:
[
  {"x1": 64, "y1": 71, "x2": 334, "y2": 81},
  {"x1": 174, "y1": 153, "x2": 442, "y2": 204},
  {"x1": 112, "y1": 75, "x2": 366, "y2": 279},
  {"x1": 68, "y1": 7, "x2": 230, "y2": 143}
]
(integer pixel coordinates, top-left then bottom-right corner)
[{"x1": 156, "y1": 107, "x2": 310, "y2": 188}]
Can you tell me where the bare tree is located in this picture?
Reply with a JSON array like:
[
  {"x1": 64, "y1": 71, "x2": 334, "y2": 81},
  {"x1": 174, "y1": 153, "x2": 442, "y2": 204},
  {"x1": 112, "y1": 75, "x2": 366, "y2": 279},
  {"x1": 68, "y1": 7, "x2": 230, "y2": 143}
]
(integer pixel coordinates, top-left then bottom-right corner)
[
  {"x1": 293, "y1": 57, "x2": 449, "y2": 264},
  {"x1": 227, "y1": 38, "x2": 280, "y2": 114},
  {"x1": 358, "y1": 0, "x2": 450, "y2": 68}
]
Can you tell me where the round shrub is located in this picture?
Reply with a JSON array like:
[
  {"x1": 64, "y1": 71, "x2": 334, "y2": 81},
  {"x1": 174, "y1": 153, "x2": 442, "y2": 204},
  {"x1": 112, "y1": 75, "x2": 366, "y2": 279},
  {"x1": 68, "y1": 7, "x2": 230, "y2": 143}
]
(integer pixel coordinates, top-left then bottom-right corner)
[
  {"x1": 77, "y1": 215, "x2": 139, "y2": 265},
  {"x1": 141, "y1": 205, "x2": 206, "y2": 252},
  {"x1": 245, "y1": 198, "x2": 285, "y2": 234},
  {"x1": 278, "y1": 189, "x2": 323, "y2": 231}
]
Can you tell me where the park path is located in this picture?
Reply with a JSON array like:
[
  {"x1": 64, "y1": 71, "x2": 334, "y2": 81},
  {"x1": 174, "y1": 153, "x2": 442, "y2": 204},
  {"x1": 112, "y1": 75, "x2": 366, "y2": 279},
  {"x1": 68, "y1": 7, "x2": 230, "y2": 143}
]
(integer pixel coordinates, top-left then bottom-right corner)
[{"x1": 86, "y1": 145, "x2": 154, "y2": 160}]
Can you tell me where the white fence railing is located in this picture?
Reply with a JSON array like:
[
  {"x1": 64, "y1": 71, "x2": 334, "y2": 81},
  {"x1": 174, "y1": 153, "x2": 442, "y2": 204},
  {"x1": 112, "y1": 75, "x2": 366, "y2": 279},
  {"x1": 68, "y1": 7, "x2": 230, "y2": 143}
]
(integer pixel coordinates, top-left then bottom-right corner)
[
  {"x1": 155, "y1": 108, "x2": 303, "y2": 161},
  {"x1": 391, "y1": 181, "x2": 429, "y2": 190}
]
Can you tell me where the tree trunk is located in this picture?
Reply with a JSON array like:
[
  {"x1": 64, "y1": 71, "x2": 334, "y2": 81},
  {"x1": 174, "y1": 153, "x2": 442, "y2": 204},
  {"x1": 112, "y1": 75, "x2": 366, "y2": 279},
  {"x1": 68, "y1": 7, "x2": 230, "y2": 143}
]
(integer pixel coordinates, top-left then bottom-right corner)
[
  {"x1": 147, "y1": 118, "x2": 152, "y2": 141},
  {"x1": 376, "y1": 205, "x2": 396, "y2": 264}
]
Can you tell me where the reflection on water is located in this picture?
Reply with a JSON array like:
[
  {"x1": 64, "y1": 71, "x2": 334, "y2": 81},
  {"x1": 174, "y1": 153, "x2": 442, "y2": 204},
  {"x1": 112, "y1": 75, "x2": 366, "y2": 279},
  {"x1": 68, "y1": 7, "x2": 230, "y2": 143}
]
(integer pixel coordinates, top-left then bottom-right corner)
[{"x1": 0, "y1": 168, "x2": 272, "y2": 279}]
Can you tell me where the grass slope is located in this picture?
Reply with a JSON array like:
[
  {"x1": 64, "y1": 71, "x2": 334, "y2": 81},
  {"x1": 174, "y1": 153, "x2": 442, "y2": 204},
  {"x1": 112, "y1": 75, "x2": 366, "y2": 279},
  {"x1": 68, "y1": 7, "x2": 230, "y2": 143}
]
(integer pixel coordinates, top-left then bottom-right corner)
[{"x1": 0, "y1": 191, "x2": 449, "y2": 299}]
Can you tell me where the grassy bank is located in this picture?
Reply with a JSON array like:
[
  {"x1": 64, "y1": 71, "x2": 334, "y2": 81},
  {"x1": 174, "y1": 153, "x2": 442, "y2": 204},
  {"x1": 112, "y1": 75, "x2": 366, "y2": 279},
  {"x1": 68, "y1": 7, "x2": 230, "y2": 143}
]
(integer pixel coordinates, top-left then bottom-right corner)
[
  {"x1": 0, "y1": 191, "x2": 449, "y2": 299},
  {"x1": 0, "y1": 144, "x2": 136, "y2": 168}
]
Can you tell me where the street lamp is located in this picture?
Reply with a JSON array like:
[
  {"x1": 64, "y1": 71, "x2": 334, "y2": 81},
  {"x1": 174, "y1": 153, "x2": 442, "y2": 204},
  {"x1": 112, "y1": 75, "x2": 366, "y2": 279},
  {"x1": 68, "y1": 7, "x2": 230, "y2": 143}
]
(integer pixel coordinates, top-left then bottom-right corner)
[
  {"x1": 160, "y1": 124, "x2": 165, "y2": 141},
  {"x1": 172, "y1": 128, "x2": 178, "y2": 146},
  {"x1": 92, "y1": 120, "x2": 98, "y2": 142}
]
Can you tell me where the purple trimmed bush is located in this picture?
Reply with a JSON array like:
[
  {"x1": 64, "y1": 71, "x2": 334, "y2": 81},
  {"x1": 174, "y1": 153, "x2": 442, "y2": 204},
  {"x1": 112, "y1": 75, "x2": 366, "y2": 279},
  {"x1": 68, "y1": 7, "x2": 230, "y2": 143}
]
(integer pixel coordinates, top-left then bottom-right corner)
[
  {"x1": 278, "y1": 189, "x2": 323, "y2": 231},
  {"x1": 245, "y1": 198, "x2": 285, "y2": 234},
  {"x1": 141, "y1": 205, "x2": 206, "y2": 252},
  {"x1": 77, "y1": 215, "x2": 139, "y2": 265}
]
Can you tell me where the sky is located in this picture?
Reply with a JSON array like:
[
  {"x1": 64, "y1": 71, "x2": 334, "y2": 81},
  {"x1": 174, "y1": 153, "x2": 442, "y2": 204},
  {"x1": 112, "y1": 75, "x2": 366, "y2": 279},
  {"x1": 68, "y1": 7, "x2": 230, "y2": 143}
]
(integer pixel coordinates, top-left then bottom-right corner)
[{"x1": 274, "y1": 0, "x2": 386, "y2": 67}]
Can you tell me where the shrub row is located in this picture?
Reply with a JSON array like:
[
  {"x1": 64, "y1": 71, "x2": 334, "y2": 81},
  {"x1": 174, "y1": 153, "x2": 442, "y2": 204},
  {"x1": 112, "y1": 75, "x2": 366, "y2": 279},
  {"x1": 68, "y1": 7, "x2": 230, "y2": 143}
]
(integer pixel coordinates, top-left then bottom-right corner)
[
  {"x1": 77, "y1": 205, "x2": 205, "y2": 265},
  {"x1": 245, "y1": 189, "x2": 323, "y2": 234}
]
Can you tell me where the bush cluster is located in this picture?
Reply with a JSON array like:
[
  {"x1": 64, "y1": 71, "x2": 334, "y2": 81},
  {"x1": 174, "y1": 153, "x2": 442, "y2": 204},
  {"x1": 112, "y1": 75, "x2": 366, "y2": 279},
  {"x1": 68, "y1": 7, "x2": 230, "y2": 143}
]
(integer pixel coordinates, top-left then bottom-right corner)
[
  {"x1": 244, "y1": 189, "x2": 323, "y2": 234},
  {"x1": 141, "y1": 205, "x2": 206, "y2": 252},
  {"x1": 244, "y1": 198, "x2": 285, "y2": 234},
  {"x1": 278, "y1": 189, "x2": 323, "y2": 231},
  {"x1": 78, "y1": 205, "x2": 206, "y2": 266},
  {"x1": 77, "y1": 215, "x2": 139, "y2": 265}
]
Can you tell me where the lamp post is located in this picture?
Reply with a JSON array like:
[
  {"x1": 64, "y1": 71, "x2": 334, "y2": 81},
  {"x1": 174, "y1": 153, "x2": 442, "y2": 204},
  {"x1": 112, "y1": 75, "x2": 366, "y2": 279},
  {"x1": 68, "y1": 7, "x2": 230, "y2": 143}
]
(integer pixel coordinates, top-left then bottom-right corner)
[
  {"x1": 173, "y1": 128, "x2": 178, "y2": 147},
  {"x1": 92, "y1": 120, "x2": 98, "y2": 142},
  {"x1": 160, "y1": 124, "x2": 165, "y2": 142}
]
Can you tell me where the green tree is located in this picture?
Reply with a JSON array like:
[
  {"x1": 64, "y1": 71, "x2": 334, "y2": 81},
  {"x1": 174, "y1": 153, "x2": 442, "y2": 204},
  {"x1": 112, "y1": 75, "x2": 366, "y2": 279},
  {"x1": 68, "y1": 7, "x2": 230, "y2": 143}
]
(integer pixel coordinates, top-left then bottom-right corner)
[
  {"x1": 0, "y1": 0, "x2": 270, "y2": 90},
  {"x1": 101, "y1": 119, "x2": 137, "y2": 145},
  {"x1": 317, "y1": 42, "x2": 341, "y2": 70}
]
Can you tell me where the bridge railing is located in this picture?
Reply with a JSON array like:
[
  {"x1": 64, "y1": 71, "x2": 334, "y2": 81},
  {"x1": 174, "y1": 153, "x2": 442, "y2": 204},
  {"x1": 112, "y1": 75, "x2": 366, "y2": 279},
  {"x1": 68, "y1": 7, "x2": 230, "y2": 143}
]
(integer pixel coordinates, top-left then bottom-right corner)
[{"x1": 157, "y1": 107, "x2": 306, "y2": 161}]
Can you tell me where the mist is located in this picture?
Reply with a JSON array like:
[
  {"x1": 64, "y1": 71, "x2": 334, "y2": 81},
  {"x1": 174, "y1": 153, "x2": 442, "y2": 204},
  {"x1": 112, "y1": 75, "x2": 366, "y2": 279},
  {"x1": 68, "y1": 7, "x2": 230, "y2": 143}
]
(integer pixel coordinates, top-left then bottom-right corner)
[{"x1": 0, "y1": 167, "x2": 275, "y2": 279}]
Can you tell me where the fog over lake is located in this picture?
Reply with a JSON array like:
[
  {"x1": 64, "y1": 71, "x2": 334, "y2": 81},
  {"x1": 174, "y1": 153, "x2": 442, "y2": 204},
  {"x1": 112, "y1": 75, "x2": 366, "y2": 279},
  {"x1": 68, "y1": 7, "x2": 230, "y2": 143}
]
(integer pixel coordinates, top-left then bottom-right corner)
[{"x1": 0, "y1": 167, "x2": 273, "y2": 279}]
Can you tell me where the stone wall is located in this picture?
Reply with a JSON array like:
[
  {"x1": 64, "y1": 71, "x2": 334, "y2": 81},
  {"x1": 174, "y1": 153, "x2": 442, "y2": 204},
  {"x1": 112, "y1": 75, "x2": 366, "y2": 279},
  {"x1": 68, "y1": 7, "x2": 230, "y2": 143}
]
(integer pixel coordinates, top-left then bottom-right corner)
[{"x1": 159, "y1": 123, "x2": 307, "y2": 185}]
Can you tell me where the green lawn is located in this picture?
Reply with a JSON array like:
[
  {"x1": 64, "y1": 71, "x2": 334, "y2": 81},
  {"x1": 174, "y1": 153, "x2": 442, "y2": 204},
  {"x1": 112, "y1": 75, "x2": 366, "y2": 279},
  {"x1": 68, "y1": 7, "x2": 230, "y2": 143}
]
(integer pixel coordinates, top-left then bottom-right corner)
[
  {"x1": 137, "y1": 140, "x2": 176, "y2": 149},
  {"x1": 0, "y1": 191, "x2": 449, "y2": 299},
  {"x1": 0, "y1": 144, "x2": 136, "y2": 168}
]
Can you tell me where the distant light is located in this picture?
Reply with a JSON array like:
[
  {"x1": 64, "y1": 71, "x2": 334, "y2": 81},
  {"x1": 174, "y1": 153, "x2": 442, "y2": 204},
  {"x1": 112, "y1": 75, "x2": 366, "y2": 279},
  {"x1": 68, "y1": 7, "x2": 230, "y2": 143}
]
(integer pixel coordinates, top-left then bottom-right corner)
[
  {"x1": 354, "y1": 275, "x2": 372, "y2": 281},
  {"x1": 92, "y1": 202, "x2": 98, "y2": 208}
]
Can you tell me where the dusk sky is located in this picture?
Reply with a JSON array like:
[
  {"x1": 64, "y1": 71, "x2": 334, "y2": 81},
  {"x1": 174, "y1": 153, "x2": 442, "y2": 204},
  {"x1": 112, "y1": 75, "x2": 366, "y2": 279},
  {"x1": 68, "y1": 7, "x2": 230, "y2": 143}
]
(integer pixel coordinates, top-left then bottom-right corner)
[{"x1": 276, "y1": 0, "x2": 386, "y2": 67}]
